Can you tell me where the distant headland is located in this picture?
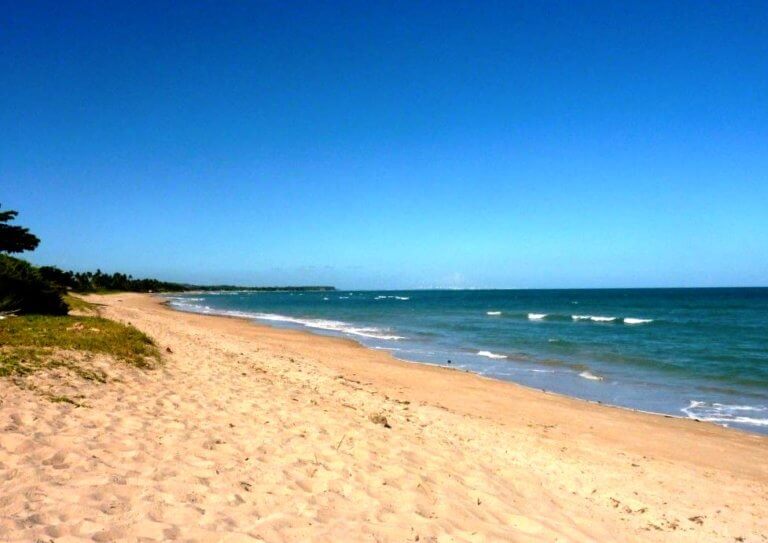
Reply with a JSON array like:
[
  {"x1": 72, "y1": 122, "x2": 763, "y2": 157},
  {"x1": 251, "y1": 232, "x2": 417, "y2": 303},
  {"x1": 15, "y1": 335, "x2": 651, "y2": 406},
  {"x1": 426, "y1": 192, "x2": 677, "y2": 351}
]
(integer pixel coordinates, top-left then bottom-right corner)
[{"x1": 37, "y1": 266, "x2": 335, "y2": 294}]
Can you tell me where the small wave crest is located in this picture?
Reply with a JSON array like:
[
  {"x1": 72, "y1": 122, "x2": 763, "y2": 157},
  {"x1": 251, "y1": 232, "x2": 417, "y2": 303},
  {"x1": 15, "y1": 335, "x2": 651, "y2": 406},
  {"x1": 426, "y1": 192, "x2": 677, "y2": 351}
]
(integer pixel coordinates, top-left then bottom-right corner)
[
  {"x1": 623, "y1": 317, "x2": 654, "y2": 325},
  {"x1": 579, "y1": 371, "x2": 604, "y2": 381},
  {"x1": 681, "y1": 401, "x2": 768, "y2": 427},
  {"x1": 374, "y1": 295, "x2": 410, "y2": 301},
  {"x1": 571, "y1": 315, "x2": 653, "y2": 324},
  {"x1": 572, "y1": 315, "x2": 617, "y2": 323},
  {"x1": 476, "y1": 350, "x2": 508, "y2": 359},
  {"x1": 486, "y1": 310, "x2": 649, "y2": 324}
]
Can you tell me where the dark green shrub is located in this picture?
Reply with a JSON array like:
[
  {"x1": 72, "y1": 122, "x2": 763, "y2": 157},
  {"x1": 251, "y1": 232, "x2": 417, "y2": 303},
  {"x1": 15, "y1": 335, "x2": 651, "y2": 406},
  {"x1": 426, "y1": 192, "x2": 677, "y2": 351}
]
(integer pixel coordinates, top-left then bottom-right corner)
[{"x1": 0, "y1": 254, "x2": 68, "y2": 315}]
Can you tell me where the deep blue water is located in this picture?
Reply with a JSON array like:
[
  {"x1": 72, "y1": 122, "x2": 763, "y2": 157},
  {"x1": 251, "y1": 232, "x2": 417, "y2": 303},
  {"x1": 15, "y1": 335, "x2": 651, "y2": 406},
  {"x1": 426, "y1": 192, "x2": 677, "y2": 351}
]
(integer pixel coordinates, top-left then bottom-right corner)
[{"x1": 166, "y1": 288, "x2": 768, "y2": 433}]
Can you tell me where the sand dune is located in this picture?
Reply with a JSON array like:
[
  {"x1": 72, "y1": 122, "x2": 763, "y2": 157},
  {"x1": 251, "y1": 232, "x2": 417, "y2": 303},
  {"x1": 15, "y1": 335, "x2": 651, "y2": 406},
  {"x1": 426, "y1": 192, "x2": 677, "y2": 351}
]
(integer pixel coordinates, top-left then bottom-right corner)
[{"x1": 1, "y1": 292, "x2": 766, "y2": 542}]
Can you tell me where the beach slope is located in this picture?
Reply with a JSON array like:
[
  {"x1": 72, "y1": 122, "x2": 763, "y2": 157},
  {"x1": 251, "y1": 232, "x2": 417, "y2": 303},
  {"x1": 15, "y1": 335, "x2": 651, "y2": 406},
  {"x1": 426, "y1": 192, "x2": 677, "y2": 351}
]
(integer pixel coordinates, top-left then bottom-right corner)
[{"x1": 1, "y1": 292, "x2": 766, "y2": 542}]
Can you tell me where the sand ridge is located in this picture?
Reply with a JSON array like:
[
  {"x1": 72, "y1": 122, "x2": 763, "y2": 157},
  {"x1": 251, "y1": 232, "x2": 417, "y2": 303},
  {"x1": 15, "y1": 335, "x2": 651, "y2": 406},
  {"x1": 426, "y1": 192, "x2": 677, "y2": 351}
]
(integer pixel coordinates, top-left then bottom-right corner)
[{"x1": 0, "y1": 292, "x2": 766, "y2": 542}]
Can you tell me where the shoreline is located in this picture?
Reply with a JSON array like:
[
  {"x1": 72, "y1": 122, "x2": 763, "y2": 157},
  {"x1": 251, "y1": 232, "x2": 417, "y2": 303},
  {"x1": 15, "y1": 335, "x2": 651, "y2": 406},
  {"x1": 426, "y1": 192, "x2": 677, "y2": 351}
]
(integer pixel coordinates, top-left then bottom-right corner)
[
  {"x1": 149, "y1": 293, "x2": 767, "y2": 462},
  {"x1": 3, "y1": 292, "x2": 766, "y2": 541},
  {"x1": 160, "y1": 294, "x2": 761, "y2": 436}
]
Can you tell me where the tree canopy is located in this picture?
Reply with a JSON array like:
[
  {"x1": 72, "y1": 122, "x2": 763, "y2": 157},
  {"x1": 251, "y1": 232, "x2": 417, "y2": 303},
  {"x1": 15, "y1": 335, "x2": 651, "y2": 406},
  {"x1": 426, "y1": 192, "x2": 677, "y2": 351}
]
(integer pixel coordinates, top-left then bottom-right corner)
[{"x1": 0, "y1": 205, "x2": 40, "y2": 254}]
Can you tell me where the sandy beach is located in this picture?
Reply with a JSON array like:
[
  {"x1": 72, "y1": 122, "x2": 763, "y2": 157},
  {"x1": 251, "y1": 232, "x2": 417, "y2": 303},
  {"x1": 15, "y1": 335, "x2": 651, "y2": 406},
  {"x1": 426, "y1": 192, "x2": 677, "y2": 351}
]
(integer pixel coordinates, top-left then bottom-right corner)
[{"x1": 1, "y1": 292, "x2": 766, "y2": 542}]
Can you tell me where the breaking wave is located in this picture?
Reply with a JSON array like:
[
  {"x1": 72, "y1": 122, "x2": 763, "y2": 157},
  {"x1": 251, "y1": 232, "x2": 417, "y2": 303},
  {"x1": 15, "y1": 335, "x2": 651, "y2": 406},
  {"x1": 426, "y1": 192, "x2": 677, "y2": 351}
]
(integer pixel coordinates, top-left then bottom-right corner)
[
  {"x1": 681, "y1": 401, "x2": 768, "y2": 427},
  {"x1": 486, "y1": 311, "x2": 654, "y2": 324},
  {"x1": 250, "y1": 313, "x2": 404, "y2": 340},
  {"x1": 477, "y1": 350, "x2": 508, "y2": 359},
  {"x1": 623, "y1": 317, "x2": 654, "y2": 325},
  {"x1": 579, "y1": 371, "x2": 604, "y2": 381},
  {"x1": 572, "y1": 315, "x2": 617, "y2": 323}
]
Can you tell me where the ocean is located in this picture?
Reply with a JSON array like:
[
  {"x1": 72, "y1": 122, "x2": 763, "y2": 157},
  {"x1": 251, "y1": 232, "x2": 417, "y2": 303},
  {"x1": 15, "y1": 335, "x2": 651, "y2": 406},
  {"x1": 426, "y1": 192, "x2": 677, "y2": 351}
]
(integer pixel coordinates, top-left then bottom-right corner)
[{"x1": 166, "y1": 288, "x2": 768, "y2": 434}]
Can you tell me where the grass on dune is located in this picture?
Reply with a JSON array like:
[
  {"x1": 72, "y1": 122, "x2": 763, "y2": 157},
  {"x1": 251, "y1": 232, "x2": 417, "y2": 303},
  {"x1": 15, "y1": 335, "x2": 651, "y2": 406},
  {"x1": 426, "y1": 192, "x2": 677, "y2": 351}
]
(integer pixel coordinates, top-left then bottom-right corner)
[
  {"x1": 62, "y1": 293, "x2": 100, "y2": 315},
  {"x1": 0, "y1": 347, "x2": 109, "y2": 383},
  {"x1": 0, "y1": 315, "x2": 160, "y2": 379}
]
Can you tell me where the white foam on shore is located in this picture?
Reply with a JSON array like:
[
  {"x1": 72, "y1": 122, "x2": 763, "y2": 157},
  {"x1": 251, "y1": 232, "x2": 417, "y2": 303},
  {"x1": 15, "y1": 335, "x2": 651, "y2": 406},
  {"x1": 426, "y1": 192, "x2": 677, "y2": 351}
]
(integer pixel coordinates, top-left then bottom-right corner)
[
  {"x1": 528, "y1": 313, "x2": 547, "y2": 320},
  {"x1": 477, "y1": 350, "x2": 508, "y2": 359},
  {"x1": 166, "y1": 299, "x2": 404, "y2": 341},
  {"x1": 623, "y1": 317, "x2": 654, "y2": 325},
  {"x1": 579, "y1": 371, "x2": 604, "y2": 381},
  {"x1": 486, "y1": 311, "x2": 502, "y2": 316},
  {"x1": 252, "y1": 313, "x2": 404, "y2": 340},
  {"x1": 681, "y1": 401, "x2": 768, "y2": 427}
]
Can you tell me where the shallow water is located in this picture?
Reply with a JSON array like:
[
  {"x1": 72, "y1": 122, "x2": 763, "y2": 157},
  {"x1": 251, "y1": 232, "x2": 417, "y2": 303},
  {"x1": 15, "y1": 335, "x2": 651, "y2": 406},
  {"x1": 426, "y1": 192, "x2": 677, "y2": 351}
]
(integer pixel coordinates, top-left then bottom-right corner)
[{"x1": 166, "y1": 288, "x2": 768, "y2": 433}]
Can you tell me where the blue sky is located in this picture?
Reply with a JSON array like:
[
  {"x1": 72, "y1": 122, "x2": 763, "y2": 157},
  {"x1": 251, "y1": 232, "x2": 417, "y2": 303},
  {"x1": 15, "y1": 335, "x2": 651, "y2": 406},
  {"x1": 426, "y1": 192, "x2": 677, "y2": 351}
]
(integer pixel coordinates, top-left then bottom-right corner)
[{"x1": 2, "y1": 1, "x2": 767, "y2": 289}]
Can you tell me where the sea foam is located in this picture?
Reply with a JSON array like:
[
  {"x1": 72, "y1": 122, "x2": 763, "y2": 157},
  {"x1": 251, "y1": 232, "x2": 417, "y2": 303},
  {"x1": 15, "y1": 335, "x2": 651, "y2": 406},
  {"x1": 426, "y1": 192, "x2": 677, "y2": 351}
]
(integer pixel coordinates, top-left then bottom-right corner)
[
  {"x1": 252, "y1": 313, "x2": 404, "y2": 340},
  {"x1": 682, "y1": 401, "x2": 768, "y2": 427},
  {"x1": 528, "y1": 313, "x2": 547, "y2": 320},
  {"x1": 167, "y1": 298, "x2": 404, "y2": 341},
  {"x1": 572, "y1": 315, "x2": 617, "y2": 323},
  {"x1": 623, "y1": 317, "x2": 653, "y2": 325},
  {"x1": 477, "y1": 350, "x2": 507, "y2": 359},
  {"x1": 486, "y1": 311, "x2": 502, "y2": 316}
]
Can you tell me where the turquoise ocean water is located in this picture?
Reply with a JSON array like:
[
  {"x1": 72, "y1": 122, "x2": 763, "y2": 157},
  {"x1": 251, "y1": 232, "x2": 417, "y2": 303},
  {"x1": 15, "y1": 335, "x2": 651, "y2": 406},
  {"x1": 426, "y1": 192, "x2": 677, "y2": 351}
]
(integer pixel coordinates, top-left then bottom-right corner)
[{"x1": 167, "y1": 288, "x2": 768, "y2": 433}]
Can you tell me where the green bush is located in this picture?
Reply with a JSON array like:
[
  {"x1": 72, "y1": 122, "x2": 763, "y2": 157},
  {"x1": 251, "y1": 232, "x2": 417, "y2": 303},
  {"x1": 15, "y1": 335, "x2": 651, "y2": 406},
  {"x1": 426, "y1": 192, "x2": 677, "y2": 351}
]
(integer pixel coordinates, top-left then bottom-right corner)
[{"x1": 0, "y1": 254, "x2": 68, "y2": 315}]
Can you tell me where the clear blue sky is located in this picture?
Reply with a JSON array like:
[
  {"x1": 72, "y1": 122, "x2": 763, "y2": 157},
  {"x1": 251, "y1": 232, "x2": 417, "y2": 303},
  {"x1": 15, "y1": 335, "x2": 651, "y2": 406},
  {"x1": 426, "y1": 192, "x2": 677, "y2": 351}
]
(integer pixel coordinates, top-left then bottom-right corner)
[{"x1": 2, "y1": 1, "x2": 767, "y2": 289}]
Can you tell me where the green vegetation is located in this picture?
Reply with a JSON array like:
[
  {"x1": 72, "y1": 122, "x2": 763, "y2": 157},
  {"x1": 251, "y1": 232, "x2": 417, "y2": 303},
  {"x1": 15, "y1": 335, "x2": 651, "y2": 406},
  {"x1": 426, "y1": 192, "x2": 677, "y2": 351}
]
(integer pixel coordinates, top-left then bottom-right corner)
[
  {"x1": 39, "y1": 266, "x2": 190, "y2": 293},
  {"x1": 62, "y1": 293, "x2": 99, "y2": 314},
  {"x1": 37, "y1": 265, "x2": 336, "y2": 293},
  {"x1": 0, "y1": 316, "x2": 157, "y2": 409},
  {"x1": 0, "y1": 313, "x2": 161, "y2": 405},
  {"x1": 0, "y1": 347, "x2": 107, "y2": 382},
  {"x1": 0, "y1": 315, "x2": 160, "y2": 370},
  {"x1": 0, "y1": 204, "x2": 68, "y2": 315},
  {"x1": 0, "y1": 205, "x2": 163, "y2": 406},
  {"x1": 0, "y1": 254, "x2": 69, "y2": 315}
]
